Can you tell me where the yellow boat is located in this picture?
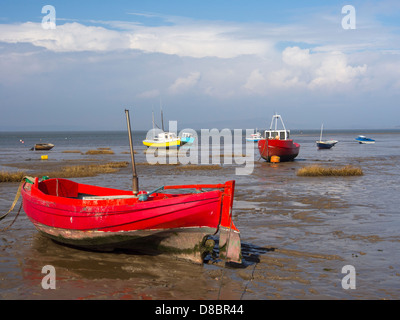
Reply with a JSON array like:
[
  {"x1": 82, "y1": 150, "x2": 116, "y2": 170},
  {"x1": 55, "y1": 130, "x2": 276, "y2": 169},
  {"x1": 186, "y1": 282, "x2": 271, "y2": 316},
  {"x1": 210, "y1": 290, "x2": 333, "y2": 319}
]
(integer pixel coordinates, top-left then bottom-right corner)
[{"x1": 143, "y1": 132, "x2": 181, "y2": 148}]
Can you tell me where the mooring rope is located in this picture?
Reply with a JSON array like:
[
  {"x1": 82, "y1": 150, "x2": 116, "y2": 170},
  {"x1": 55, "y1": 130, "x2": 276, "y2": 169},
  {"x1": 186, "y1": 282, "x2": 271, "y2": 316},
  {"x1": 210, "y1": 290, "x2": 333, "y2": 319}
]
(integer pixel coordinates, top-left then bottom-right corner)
[
  {"x1": 239, "y1": 260, "x2": 258, "y2": 300},
  {"x1": 217, "y1": 210, "x2": 235, "y2": 300},
  {"x1": 1, "y1": 202, "x2": 23, "y2": 232},
  {"x1": 257, "y1": 138, "x2": 268, "y2": 161},
  {"x1": 0, "y1": 176, "x2": 34, "y2": 231}
]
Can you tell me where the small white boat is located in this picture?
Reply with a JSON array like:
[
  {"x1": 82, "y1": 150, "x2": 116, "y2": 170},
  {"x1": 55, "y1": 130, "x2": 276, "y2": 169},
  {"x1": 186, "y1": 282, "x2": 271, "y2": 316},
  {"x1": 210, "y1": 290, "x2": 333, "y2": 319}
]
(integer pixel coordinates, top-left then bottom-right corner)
[
  {"x1": 180, "y1": 132, "x2": 195, "y2": 145},
  {"x1": 246, "y1": 132, "x2": 262, "y2": 142},
  {"x1": 143, "y1": 108, "x2": 181, "y2": 148}
]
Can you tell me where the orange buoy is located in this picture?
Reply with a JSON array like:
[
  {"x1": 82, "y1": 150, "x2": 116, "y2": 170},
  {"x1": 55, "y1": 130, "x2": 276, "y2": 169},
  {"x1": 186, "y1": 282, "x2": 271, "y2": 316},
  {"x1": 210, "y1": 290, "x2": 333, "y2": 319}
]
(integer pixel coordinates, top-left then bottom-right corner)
[
  {"x1": 270, "y1": 155, "x2": 280, "y2": 163},
  {"x1": 41, "y1": 155, "x2": 48, "y2": 160}
]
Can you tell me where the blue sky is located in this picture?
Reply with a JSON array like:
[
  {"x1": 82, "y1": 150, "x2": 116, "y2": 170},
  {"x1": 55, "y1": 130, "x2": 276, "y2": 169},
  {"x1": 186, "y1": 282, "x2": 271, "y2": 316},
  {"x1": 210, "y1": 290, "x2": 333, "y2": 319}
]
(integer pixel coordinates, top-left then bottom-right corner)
[{"x1": 1, "y1": 0, "x2": 400, "y2": 131}]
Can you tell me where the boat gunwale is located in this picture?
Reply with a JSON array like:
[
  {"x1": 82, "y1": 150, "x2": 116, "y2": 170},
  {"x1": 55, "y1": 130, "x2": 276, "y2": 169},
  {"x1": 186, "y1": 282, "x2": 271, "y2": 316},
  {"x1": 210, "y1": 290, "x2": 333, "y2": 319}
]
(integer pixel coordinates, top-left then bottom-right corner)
[{"x1": 21, "y1": 178, "x2": 227, "y2": 209}]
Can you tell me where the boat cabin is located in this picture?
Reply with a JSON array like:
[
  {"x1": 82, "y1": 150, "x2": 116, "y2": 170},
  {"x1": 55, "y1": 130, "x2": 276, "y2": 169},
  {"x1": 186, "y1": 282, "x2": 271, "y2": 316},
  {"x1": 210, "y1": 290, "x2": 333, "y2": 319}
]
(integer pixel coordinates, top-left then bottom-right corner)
[
  {"x1": 181, "y1": 132, "x2": 193, "y2": 139},
  {"x1": 154, "y1": 132, "x2": 178, "y2": 142},
  {"x1": 264, "y1": 129, "x2": 290, "y2": 140},
  {"x1": 263, "y1": 114, "x2": 290, "y2": 140}
]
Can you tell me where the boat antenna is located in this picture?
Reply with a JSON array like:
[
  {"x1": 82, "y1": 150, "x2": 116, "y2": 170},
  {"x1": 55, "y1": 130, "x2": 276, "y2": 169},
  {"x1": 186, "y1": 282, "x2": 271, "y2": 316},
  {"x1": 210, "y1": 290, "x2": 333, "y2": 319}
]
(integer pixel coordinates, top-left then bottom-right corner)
[
  {"x1": 160, "y1": 100, "x2": 165, "y2": 132},
  {"x1": 124, "y1": 109, "x2": 139, "y2": 195},
  {"x1": 151, "y1": 108, "x2": 161, "y2": 130}
]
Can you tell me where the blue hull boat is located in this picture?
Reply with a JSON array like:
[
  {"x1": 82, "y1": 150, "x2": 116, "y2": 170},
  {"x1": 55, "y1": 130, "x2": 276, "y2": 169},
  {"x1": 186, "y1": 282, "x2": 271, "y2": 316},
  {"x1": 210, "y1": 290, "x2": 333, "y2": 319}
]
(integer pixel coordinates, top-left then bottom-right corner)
[
  {"x1": 246, "y1": 132, "x2": 262, "y2": 142},
  {"x1": 180, "y1": 132, "x2": 195, "y2": 145},
  {"x1": 355, "y1": 135, "x2": 375, "y2": 144},
  {"x1": 316, "y1": 124, "x2": 338, "y2": 149},
  {"x1": 316, "y1": 140, "x2": 338, "y2": 149}
]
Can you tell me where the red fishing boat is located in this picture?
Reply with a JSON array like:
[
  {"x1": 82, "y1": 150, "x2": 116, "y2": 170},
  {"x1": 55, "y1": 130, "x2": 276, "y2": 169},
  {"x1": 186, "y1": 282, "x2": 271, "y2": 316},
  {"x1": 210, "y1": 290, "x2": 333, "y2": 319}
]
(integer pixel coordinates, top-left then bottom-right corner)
[
  {"x1": 257, "y1": 114, "x2": 300, "y2": 162},
  {"x1": 20, "y1": 110, "x2": 241, "y2": 264}
]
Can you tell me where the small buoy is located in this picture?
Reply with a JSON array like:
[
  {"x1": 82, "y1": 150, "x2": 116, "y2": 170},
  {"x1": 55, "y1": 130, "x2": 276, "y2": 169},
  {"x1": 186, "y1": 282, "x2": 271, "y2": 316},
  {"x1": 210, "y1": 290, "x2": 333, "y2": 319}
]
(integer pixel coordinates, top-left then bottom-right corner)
[
  {"x1": 41, "y1": 155, "x2": 48, "y2": 160},
  {"x1": 270, "y1": 155, "x2": 280, "y2": 163}
]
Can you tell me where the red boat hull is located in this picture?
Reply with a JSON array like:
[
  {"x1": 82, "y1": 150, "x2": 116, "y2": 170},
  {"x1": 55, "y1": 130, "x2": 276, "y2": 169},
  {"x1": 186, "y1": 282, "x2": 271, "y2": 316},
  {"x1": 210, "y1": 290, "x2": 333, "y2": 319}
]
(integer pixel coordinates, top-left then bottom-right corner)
[
  {"x1": 258, "y1": 139, "x2": 300, "y2": 162},
  {"x1": 21, "y1": 178, "x2": 241, "y2": 264}
]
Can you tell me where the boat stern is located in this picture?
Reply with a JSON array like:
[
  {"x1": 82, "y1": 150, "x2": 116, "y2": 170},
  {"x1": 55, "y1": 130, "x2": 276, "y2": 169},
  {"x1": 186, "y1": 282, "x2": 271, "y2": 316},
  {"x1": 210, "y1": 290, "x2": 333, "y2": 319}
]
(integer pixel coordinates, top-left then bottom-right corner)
[{"x1": 218, "y1": 180, "x2": 242, "y2": 264}]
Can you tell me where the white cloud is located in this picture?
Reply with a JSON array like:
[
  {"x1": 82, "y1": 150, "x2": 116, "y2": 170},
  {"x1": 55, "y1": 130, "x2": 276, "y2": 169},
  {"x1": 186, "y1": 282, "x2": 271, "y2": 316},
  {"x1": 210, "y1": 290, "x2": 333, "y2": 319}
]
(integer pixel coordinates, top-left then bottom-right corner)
[
  {"x1": 0, "y1": 20, "x2": 273, "y2": 58},
  {"x1": 243, "y1": 69, "x2": 267, "y2": 94},
  {"x1": 309, "y1": 52, "x2": 367, "y2": 88},
  {"x1": 0, "y1": 22, "x2": 129, "y2": 52},
  {"x1": 243, "y1": 47, "x2": 368, "y2": 93},
  {"x1": 127, "y1": 24, "x2": 273, "y2": 58},
  {"x1": 282, "y1": 47, "x2": 312, "y2": 68},
  {"x1": 168, "y1": 72, "x2": 201, "y2": 94}
]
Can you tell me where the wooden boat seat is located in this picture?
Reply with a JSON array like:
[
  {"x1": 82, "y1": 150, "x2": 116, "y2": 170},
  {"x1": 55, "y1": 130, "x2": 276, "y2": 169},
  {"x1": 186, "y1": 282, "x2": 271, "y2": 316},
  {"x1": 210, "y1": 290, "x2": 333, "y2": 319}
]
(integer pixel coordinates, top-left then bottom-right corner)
[{"x1": 38, "y1": 178, "x2": 78, "y2": 198}]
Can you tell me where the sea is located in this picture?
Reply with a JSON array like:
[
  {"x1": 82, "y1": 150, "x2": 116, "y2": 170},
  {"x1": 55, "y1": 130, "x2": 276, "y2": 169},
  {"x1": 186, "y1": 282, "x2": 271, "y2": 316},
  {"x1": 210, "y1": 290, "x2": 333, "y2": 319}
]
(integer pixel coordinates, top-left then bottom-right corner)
[{"x1": 1, "y1": 129, "x2": 400, "y2": 300}]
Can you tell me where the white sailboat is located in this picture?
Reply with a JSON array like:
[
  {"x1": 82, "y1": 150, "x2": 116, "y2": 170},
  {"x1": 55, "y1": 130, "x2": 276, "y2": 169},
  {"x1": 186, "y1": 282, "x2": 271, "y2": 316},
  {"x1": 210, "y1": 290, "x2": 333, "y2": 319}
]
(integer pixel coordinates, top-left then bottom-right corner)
[{"x1": 316, "y1": 124, "x2": 338, "y2": 149}]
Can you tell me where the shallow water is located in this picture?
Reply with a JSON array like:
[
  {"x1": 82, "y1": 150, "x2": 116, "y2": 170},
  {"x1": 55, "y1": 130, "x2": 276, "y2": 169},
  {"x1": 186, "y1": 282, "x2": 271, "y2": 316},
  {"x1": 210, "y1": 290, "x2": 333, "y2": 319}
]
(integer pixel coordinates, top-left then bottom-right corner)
[{"x1": 1, "y1": 130, "x2": 400, "y2": 299}]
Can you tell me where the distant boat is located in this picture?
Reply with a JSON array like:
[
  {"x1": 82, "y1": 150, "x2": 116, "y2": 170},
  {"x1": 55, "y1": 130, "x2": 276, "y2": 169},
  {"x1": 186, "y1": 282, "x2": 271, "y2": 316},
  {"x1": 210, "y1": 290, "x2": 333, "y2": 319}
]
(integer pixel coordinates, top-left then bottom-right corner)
[
  {"x1": 143, "y1": 131, "x2": 181, "y2": 148},
  {"x1": 31, "y1": 143, "x2": 54, "y2": 151},
  {"x1": 180, "y1": 132, "x2": 195, "y2": 145},
  {"x1": 258, "y1": 114, "x2": 300, "y2": 162},
  {"x1": 246, "y1": 131, "x2": 262, "y2": 142},
  {"x1": 316, "y1": 124, "x2": 338, "y2": 149},
  {"x1": 143, "y1": 109, "x2": 181, "y2": 148},
  {"x1": 355, "y1": 135, "x2": 375, "y2": 144}
]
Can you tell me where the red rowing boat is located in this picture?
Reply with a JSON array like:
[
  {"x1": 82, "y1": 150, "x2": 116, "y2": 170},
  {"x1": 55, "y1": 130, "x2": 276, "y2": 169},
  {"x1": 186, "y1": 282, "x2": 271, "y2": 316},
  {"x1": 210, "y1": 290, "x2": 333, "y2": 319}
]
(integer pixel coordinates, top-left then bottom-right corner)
[
  {"x1": 21, "y1": 177, "x2": 241, "y2": 264},
  {"x1": 257, "y1": 114, "x2": 300, "y2": 162}
]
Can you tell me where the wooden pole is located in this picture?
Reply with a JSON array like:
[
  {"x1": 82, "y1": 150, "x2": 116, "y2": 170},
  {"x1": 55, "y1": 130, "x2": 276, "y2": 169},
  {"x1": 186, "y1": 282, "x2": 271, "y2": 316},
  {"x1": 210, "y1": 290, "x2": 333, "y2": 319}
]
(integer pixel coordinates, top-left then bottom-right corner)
[{"x1": 125, "y1": 109, "x2": 139, "y2": 195}]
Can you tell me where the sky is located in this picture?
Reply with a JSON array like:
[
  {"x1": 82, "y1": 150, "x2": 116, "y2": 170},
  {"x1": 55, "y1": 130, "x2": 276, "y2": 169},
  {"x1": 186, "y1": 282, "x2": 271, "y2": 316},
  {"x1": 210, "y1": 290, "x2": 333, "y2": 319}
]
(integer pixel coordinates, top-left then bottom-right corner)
[{"x1": 1, "y1": 0, "x2": 400, "y2": 131}]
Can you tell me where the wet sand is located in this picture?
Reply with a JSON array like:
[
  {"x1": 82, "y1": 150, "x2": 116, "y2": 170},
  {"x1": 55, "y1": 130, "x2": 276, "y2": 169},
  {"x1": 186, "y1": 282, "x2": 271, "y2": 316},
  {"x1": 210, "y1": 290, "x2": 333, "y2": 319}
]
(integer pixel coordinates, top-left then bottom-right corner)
[{"x1": 1, "y1": 144, "x2": 400, "y2": 300}]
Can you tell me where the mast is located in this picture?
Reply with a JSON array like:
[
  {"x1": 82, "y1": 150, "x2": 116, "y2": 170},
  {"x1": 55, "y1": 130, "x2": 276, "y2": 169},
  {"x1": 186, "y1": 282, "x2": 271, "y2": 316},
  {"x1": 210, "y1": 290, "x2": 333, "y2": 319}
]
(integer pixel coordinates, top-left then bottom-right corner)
[
  {"x1": 161, "y1": 108, "x2": 164, "y2": 132},
  {"x1": 320, "y1": 124, "x2": 323, "y2": 141},
  {"x1": 160, "y1": 99, "x2": 164, "y2": 132},
  {"x1": 124, "y1": 109, "x2": 139, "y2": 195}
]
